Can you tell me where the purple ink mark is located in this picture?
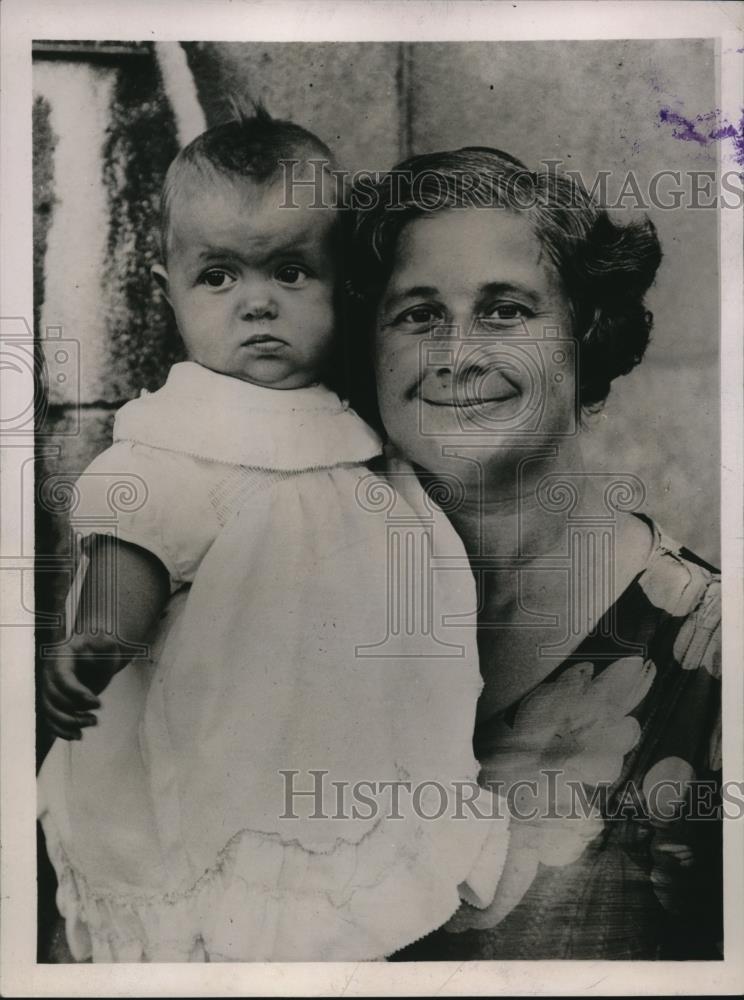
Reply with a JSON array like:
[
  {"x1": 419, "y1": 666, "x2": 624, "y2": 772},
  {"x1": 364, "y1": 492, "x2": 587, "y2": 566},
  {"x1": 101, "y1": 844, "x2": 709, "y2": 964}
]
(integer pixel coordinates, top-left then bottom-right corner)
[
  {"x1": 658, "y1": 106, "x2": 744, "y2": 165},
  {"x1": 658, "y1": 107, "x2": 708, "y2": 145},
  {"x1": 711, "y1": 124, "x2": 737, "y2": 140}
]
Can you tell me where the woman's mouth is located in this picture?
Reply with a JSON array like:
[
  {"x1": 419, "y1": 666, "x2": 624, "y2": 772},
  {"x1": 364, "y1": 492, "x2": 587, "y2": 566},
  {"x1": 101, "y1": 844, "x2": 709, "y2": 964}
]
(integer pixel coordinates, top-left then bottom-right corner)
[
  {"x1": 417, "y1": 364, "x2": 521, "y2": 408},
  {"x1": 420, "y1": 392, "x2": 519, "y2": 407}
]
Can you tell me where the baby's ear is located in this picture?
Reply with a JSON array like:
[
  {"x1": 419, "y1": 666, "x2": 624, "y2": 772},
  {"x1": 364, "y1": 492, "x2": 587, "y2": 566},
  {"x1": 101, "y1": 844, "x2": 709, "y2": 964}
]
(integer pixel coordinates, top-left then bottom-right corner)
[{"x1": 151, "y1": 264, "x2": 172, "y2": 305}]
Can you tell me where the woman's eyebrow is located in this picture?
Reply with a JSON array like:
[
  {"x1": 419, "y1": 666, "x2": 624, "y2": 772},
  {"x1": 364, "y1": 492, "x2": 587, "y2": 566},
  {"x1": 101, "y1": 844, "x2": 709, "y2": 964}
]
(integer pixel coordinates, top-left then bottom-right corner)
[
  {"x1": 382, "y1": 285, "x2": 440, "y2": 310},
  {"x1": 475, "y1": 281, "x2": 542, "y2": 307}
]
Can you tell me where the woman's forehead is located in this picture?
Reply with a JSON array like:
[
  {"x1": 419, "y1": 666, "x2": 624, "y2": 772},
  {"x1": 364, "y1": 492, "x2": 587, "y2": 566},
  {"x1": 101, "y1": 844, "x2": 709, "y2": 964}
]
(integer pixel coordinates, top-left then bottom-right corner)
[{"x1": 387, "y1": 208, "x2": 559, "y2": 298}]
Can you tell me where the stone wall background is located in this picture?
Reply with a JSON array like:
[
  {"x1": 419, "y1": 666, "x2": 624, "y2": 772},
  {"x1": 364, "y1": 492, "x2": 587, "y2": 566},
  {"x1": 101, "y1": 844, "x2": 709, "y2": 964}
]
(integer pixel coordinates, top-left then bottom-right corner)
[{"x1": 33, "y1": 39, "x2": 721, "y2": 656}]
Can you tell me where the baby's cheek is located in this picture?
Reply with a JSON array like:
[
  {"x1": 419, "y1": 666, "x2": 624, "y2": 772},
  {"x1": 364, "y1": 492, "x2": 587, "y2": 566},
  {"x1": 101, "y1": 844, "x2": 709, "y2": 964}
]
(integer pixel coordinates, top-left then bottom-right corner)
[
  {"x1": 304, "y1": 286, "x2": 336, "y2": 327},
  {"x1": 313, "y1": 280, "x2": 336, "y2": 309}
]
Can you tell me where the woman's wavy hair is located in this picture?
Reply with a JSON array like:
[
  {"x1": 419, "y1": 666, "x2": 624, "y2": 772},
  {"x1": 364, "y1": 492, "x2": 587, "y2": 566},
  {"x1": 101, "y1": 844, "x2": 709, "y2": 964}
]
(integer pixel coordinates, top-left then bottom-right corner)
[{"x1": 348, "y1": 147, "x2": 662, "y2": 411}]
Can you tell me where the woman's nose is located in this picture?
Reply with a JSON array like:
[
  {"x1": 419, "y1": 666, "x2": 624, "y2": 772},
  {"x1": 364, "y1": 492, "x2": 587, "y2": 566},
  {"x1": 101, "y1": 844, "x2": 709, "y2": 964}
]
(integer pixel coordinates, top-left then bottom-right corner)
[
  {"x1": 238, "y1": 278, "x2": 278, "y2": 320},
  {"x1": 430, "y1": 314, "x2": 473, "y2": 345}
]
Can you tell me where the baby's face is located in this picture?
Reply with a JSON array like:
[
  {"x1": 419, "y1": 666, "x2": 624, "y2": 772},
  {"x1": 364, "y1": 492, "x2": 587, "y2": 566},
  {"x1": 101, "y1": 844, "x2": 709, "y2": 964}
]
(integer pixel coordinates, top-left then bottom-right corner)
[{"x1": 156, "y1": 176, "x2": 337, "y2": 388}]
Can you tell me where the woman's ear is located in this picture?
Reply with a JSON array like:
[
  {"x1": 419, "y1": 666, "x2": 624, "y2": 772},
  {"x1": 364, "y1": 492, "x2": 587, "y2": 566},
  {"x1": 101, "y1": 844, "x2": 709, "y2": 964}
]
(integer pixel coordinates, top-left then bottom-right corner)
[{"x1": 151, "y1": 264, "x2": 172, "y2": 306}]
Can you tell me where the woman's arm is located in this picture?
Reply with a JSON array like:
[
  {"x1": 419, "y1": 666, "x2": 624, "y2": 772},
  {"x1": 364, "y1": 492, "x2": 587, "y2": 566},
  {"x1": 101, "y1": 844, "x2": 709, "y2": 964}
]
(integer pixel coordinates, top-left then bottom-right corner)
[{"x1": 41, "y1": 535, "x2": 170, "y2": 740}]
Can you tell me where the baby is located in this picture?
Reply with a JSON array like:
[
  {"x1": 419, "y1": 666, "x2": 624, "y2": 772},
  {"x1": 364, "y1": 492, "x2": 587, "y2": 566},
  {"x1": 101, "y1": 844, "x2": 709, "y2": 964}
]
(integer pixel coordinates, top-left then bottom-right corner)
[{"x1": 38, "y1": 108, "x2": 508, "y2": 962}]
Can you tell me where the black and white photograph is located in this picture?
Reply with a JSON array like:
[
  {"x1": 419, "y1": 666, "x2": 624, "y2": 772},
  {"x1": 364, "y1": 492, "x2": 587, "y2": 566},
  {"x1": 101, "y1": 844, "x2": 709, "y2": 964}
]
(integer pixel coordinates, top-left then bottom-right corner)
[{"x1": 1, "y1": 0, "x2": 743, "y2": 995}]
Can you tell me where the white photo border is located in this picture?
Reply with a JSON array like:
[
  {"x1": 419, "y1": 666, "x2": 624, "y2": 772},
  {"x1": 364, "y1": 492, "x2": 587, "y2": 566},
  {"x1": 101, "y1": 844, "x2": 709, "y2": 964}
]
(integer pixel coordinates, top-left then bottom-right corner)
[{"x1": 1, "y1": 1, "x2": 742, "y2": 995}]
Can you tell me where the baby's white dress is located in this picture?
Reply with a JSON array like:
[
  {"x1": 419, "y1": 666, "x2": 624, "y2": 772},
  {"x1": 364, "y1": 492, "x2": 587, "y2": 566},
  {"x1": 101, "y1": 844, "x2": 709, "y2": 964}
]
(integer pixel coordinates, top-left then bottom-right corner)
[{"x1": 38, "y1": 361, "x2": 509, "y2": 962}]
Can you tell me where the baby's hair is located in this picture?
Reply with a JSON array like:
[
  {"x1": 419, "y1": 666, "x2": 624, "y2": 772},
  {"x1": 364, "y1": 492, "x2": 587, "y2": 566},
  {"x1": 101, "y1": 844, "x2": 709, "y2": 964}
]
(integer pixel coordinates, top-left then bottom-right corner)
[{"x1": 159, "y1": 99, "x2": 335, "y2": 259}]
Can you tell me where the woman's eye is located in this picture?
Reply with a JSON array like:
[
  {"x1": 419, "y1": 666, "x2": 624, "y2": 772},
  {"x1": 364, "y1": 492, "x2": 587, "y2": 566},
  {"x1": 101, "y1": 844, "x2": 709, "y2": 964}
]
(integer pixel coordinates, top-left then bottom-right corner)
[
  {"x1": 483, "y1": 302, "x2": 530, "y2": 322},
  {"x1": 397, "y1": 305, "x2": 442, "y2": 326},
  {"x1": 200, "y1": 269, "x2": 235, "y2": 289},
  {"x1": 275, "y1": 265, "x2": 309, "y2": 286}
]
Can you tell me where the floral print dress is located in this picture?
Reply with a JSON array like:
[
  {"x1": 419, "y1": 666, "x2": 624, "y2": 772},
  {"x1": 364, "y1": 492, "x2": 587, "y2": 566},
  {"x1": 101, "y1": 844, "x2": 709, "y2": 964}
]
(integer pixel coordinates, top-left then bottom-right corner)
[{"x1": 393, "y1": 515, "x2": 722, "y2": 961}]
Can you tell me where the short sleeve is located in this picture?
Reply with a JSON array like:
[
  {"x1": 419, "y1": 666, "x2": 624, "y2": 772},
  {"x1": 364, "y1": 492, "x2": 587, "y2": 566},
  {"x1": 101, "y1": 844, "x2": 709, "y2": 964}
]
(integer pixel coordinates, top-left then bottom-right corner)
[{"x1": 70, "y1": 442, "x2": 221, "y2": 584}]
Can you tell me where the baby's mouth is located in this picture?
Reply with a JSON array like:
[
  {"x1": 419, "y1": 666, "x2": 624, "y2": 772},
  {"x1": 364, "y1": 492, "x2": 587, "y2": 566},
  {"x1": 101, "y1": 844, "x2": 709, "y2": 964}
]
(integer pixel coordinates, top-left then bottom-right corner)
[{"x1": 243, "y1": 333, "x2": 287, "y2": 347}]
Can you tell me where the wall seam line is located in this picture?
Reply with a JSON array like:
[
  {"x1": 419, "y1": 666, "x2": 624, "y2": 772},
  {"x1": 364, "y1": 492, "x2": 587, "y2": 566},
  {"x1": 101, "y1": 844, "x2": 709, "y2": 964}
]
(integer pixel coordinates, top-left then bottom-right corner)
[{"x1": 396, "y1": 42, "x2": 414, "y2": 161}]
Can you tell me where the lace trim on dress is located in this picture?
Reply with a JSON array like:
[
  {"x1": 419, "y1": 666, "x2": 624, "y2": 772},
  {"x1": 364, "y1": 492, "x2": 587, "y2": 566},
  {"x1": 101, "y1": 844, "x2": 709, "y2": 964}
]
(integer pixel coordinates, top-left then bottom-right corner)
[{"x1": 42, "y1": 787, "x2": 509, "y2": 962}]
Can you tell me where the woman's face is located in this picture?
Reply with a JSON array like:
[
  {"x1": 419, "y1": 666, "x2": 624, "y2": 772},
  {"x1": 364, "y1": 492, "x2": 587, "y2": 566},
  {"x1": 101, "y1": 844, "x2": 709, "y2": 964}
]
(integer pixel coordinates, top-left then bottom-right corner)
[{"x1": 373, "y1": 207, "x2": 578, "y2": 485}]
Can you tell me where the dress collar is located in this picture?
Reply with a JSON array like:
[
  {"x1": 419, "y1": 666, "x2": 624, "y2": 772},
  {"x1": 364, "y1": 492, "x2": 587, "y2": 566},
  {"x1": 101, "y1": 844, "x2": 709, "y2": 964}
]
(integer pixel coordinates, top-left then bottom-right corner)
[{"x1": 113, "y1": 362, "x2": 383, "y2": 471}]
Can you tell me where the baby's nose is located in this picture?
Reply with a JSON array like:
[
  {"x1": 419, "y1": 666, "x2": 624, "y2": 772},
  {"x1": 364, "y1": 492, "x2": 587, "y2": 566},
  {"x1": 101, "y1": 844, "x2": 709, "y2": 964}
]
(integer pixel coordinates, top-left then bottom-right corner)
[{"x1": 239, "y1": 279, "x2": 278, "y2": 319}]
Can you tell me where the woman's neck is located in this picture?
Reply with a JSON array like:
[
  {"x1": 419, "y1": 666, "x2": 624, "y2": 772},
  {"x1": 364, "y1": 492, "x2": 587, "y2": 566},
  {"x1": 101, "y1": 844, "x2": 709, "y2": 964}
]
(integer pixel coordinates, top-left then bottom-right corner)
[
  {"x1": 421, "y1": 438, "x2": 594, "y2": 563},
  {"x1": 417, "y1": 438, "x2": 655, "y2": 718}
]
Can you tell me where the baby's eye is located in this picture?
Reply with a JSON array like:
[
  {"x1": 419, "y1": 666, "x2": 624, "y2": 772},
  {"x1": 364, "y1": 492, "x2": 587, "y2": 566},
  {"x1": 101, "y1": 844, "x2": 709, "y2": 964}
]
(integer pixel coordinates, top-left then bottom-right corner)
[
  {"x1": 200, "y1": 268, "x2": 236, "y2": 289},
  {"x1": 275, "y1": 265, "x2": 310, "y2": 286}
]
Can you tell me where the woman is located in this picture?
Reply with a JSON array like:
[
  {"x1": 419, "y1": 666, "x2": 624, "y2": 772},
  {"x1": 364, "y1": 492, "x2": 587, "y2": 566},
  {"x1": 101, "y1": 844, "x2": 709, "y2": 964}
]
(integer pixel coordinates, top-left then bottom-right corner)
[{"x1": 349, "y1": 148, "x2": 722, "y2": 960}]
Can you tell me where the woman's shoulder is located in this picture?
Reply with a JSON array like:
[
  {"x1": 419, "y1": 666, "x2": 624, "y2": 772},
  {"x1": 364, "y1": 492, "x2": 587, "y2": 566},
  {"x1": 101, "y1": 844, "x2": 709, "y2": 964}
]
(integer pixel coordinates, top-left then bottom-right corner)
[
  {"x1": 631, "y1": 514, "x2": 720, "y2": 677},
  {"x1": 645, "y1": 513, "x2": 720, "y2": 576},
  {"x1": 634, "y1": 514, "x2": 720, "y2": 605}
]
